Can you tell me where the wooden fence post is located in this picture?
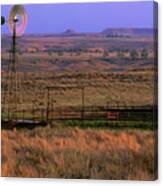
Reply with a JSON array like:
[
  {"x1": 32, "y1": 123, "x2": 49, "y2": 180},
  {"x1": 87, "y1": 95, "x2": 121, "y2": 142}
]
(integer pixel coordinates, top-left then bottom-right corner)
[
  {"x1": 81, "y1": 86, "x2": 85, "y2": 122},
  {"x1": 46, "y1": 87, "x2": 50, "y2": 124}
]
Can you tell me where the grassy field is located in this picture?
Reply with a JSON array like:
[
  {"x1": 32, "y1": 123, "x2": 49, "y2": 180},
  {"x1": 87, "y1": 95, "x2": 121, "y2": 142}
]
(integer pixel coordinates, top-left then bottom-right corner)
[
  {"x1": 1, "y1": 35, "x2": 155, "y2": 114},
  {"x1": 1, "y1": 125, "x2": 157, "y2": 180},
  {"x1": 1, "y1": 35, "x2": 154, "y2": 73},
  {"x1": 64, "y1": 120, "x2": 154, "y2": 130},
  {"x1": 1, "y1": 69, "x2": 155, "y2": 115},
  {"x1": 1, "y1": 34, "x2": 157, "y2": 180}
]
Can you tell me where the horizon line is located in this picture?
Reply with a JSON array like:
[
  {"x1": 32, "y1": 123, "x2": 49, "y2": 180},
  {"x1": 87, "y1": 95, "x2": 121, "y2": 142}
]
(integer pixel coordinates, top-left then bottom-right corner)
[{"x1": 1, "y1": 27, "x2": 155, "y2": 35}]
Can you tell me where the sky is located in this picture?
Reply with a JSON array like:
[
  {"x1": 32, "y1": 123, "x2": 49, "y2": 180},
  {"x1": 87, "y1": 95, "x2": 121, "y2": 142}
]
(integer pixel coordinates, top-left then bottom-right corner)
[{"x1": 1, "y1": 1, "x2": 154, "y2": 34}]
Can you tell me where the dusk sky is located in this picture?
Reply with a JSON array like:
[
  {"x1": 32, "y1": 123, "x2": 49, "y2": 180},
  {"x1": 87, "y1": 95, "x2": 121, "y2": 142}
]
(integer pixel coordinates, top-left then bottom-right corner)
[{"x1": 1, "y1": 1, "x2": 154, "y2": 34}]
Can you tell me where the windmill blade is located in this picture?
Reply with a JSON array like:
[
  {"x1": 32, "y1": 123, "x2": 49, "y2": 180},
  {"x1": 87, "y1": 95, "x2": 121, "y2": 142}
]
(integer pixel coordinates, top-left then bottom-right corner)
[
  {"x1": 8, "y1": 5, "x2": 28, "y2": 36},
  {"x1": 1, "y1": 16, "x2": 5, "y2": 25}
]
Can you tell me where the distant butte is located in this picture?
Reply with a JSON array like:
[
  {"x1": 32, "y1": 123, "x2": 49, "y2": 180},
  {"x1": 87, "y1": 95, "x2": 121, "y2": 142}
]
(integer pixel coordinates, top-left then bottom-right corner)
[
  {"x1": 101, "y1": 28, "x2": 154, "y2": 37},
  {"x1": 62, "y1": 28, "x2": 76, "y2": 35}
]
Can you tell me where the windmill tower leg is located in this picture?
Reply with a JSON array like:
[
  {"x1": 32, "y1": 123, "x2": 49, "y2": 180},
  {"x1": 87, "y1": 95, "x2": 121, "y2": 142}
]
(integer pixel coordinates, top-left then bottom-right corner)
[{"x1": 7, "y1": 16, "x2": 19, "y2": 122}]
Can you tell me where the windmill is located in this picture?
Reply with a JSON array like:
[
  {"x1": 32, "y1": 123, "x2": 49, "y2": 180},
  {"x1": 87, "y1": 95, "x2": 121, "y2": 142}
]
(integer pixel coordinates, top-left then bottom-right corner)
[{"x1": 2, "y1": 5, "x2": 28, "y2": 122}]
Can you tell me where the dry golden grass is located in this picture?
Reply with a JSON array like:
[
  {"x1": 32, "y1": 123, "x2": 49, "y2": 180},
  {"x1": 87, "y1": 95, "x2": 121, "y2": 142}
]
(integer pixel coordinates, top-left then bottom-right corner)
[
  {"x1": 1, "y1": 126, "x2": 157, "y2": 180},
  {"x1": 2, "y1": 69, "x2": 154, "y2": 114}
]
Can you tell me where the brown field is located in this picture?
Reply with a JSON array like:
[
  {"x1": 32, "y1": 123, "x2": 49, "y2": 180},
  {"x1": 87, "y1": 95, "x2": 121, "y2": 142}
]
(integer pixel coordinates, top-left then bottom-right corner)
[
  {"x1": 1, "y1": 69, "x2": 155, "y2": 115},
  {"x1": 1, "y1": 34, "x2": 157, "y2": 180},
  {"x1": 1, "y1": 126, "x2": 157, "y2": 180},
  {"x1": 1, "y1": 35, "x2": 156, "y2": 115},
  {"x1": 1, "y1": 35, "x2": 154, "y2": 73}
]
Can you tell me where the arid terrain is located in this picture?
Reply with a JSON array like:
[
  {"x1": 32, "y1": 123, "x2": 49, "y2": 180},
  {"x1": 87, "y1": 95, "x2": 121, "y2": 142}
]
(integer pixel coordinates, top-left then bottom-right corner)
[
  {"x1": 1, "y1": 126, "x2": 157, "y2": 180},
  {"x1": 1, "y1": 31, "x2": 158, "y2": 179},
  {"x1": 1, "y1": 33, "x2": 154, "y2": 73},
  {"x1": 1, "y1": 34, "x2": 156, "y2": 114}
]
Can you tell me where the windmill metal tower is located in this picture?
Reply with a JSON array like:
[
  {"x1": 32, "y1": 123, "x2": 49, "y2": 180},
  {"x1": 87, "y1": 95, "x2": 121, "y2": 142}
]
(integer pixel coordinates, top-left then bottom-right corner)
[{"x1": 2, "y1": 5, "x2": 28, "y2": 121}]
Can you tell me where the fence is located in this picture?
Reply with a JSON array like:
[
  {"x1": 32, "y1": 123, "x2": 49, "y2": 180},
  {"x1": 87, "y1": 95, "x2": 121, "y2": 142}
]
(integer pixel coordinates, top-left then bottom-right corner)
[
  {"x1": 1, "y1": 85, "x2": 157, "y2": 128},
  {"x1": 2, "y1": 105, "x2": 155, "y2": 122}
]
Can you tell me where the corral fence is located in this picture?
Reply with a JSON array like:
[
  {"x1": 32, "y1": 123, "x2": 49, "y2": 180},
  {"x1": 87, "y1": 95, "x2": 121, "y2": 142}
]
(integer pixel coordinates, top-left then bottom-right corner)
[
  {"x1": 2, "y1": 105, "x2": 156, "y2": 122},
  {"x1": 1, "y1": 85, "x2": 158, "y2": 129}
]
